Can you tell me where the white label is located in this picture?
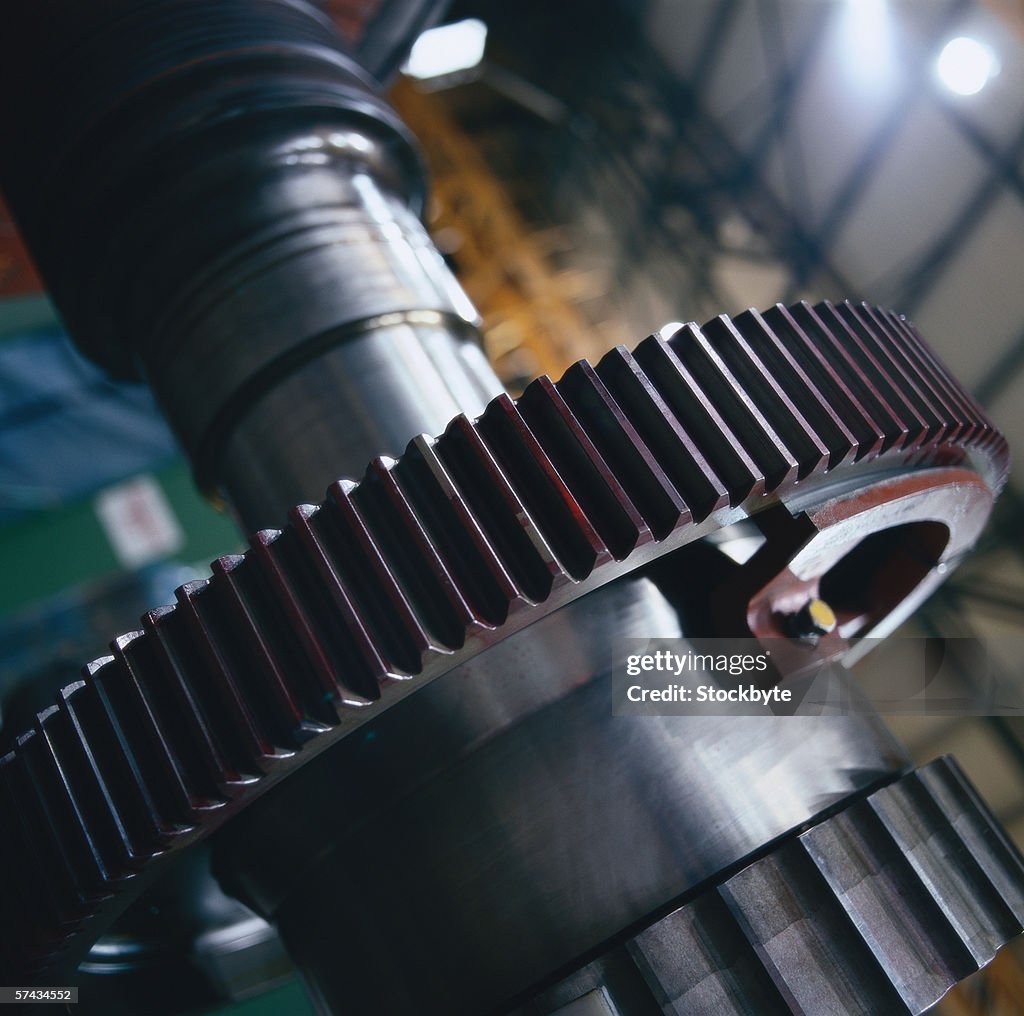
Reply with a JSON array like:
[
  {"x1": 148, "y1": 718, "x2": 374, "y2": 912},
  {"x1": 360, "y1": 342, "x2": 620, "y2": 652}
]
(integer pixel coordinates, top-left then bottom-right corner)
[{"x1": 95, "y1": 475, "x2": 184, "y2": 569}]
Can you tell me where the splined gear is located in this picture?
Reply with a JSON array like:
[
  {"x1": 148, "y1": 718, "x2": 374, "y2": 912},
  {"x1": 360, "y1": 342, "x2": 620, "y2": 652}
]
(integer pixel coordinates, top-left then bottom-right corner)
[
  {"x1": 592, "y1": 757, "x2": 1024, "y2": 1016},
  {"x1": 0, "y1": 301, "x2": 1010, "y2": 979}
]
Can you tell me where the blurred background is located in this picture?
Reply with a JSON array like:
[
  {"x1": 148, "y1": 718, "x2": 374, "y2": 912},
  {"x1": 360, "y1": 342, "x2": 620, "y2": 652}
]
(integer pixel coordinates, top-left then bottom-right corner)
[{"x1": 1, "y1": 0, "x2": 1023, "y2": 1011}]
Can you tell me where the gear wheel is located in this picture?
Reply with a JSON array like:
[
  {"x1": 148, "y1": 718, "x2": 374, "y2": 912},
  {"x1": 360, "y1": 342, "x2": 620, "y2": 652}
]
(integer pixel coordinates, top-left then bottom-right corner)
[
  {"x1": 0, "y1": 300, "x2": 1010, "y2": 980},
  {"x1": 552, "y1": 756, "x2": 1024, "y2": 1016}
]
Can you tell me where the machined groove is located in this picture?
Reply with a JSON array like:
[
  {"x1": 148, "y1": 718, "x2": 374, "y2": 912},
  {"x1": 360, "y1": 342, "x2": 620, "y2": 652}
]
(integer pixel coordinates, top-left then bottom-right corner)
[
  {"x1": 791, "y1": 302, "x2": 910, "y2": 454},
  {"x1": 838, "y1": 303, "x2": 947, "y2": 444},
  {"x1": 594, "y1": 346, "x2": 729, "y2": 521},
  {"x1": 62, "y1": 673, "x2": 175, "y2": 858},
  {"x1": 143, "y1": 606, "x2": 245, "y2": 798},
  {"x1": 52, "y1": 684, "x2": 141, "y2": 872},
  {"x1": 434, "y1": 415, "x2": 563, "y2": 603},
  {"x1": 817, "y1": 301, "x2": 931, "y2": 453},
  {"x1": 701, "y1": 313, "x2": 831, "y2": 478},
  {"x1": 761, "y1": 304, "x2": 888, "y2": 461},
  {"x1": 357, "y1": 457, "x2": 478, "y2": 648},
  {"x1": 323, "y1": 480, "x2": 436, "y2": 669},
  {"x1": 288, "y1": 504, "x2": 393, "y2": 699},
  {"x1": 398, "y1": 436, "x2": 523, "y2": 625},
  {"x1": 31, "y1": 713, "x2": 115, "y2": 891},
  {"x1": 731, "y1": 308, "x2": 858, "y2": 470},
  {"x1": 476, "y1": 392, "x2": 608, "y2": 580},
  {"x1": 884, "y1": 311, "x2": 979, "y2": 438},
  {"x1": 173, "y1": 574, "x2": 279, "y2": 774},
  {"x1": 667, "y1": 322, "x2": 801, "y2": 489},
  {"x1": 517, "y1": 374, "x2": 649, "y2": 559},
  {"x1": 556, "y1": 360, "x2": 690, "y2": 539},
  {"x1": 632, "y1": 334, "x2": 765, "y2": 504},
  {"x1": 0, "y1": 303, "x2": 1010, "y2": 979},
  {"x1": 103, "y1": 641, "x2": 207, "y2": 825},
  {"x1": 252, "y1": 525, "x2": 376, "y2": 719},
  {"x1": 205, "y1": 556, "x2": 321, "y2": 748}
]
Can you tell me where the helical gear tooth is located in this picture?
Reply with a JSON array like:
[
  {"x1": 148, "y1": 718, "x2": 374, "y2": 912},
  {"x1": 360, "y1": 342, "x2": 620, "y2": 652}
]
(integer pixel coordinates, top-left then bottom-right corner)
[
  {"x1": 433, "y1": 416, "x2": 566, "y2": 601},
  {"x1": 20, "y1": 723, "x2": 111, "y2": 907},
  {"x1": 701, "y1": 314, "x2": 831, "y2": 479},
  {"x1": 789, "y1": 301, "x2": 911, "y2": 454},
  {"x1": 796, "y1": 805, "x2": 975, "y2": 1013},
  {"x1": 627, "y1": 887, "x2": 793, "y2": 1015},
  {"x1": 171, "y1": 575, "x2": 282, "y2": 771},
  {"x1": 110, "y1": 632, "x2": 227, "y2": 818},
  {"x1": 517, "y1": 374, "x2": 650, "y2": 560},
  {"x1": 5, "y1": 736, "x2": 93, "y2": 925},
  {"x1": 91, "y1": 647, "x2": 202, "y2": 832},
  {"x1": 285, "y1": 502, "x2": 392, "y2": 698},
  {"x1": 476, "y1": 392, "x2": 609, "y2": 580},
  {"x1": 392, "y1": 435, "x2": 522, "y2": 625},
  {"x1": 889, "y1": 311, "x2": 1009, "y2": 488},
  {"x1": 668, "y1": 322, "x2": 802, "y2": 490},
  {"x1": 247, "y1": 527, "x2": 368, "y2": 725},
  {"x1": 868, "y1": 773, "x2": 1021, "y2": 966},
  {"x1": 918, "y1": 757, "x2": 1024, "y2": 925},
  {"x1": 914, "y1": 317, "x2": 1003, "y2": 466},
  {"x1": 761, "y1": 303, "x2": 887, "y2": 461},
  {"x1": 323, "y1": 480, "x2": 438, "y2": 666},
  {"x1": 139, "y1": 606, "x2": 248, "y2": 798},
  {"x1": 848, "y1": 303, "x2": 956, "y2": 444},
  {"x1": 869, "y1": 306, "x2": 971, "y2": 445},
  {"x1": 1, "y1": 752, "x2": 83, "y2": 946},
  {"x1": 555, "y1": 359, "x2": 690, "y2": 539},
  {"x1": 632, "y1": 333, "x2": 765, "y2": 504},
  {"x1": 720, "y1": 837, "x2": 916, "y2": 1015},
  {"x1": 31, "y1": 705, "x2": 125, "y2": 892},
  {"x1": 354, "y1": 456, "x2": 477, "y2": 648},
  {"x1": 825, "y1": 300, "x2": 940, "y2": 449},
  {"x1": 202, "y1": 558, "x2": 323, "y2": 748},
  {"x1": 57, "y1": 681, "x2": 147, "y2": 869},
  {"x1": 595, "y1": 346, "x2": 730, "y2": 521},
  {"x1": 73, "y1": 660, "x2": 180, "y2": 854},
  {"x1": 883, "y1": 310, "x2": 986, "y2": 445},
  {"x1": 732, "y1": 308, "x2": 859, "y2": 469}
]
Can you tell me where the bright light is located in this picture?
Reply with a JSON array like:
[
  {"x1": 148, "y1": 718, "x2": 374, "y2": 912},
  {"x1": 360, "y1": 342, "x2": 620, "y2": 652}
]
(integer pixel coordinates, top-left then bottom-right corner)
[
  {"x1": 838, "y1": 0, "x2": 897, "y2": 94},
  {"x1": 403, "y1": 19, "x2": 487, "y2": 81},
  {"x1": 936, "y1": 37, "x2": 998, "y2": 96}
]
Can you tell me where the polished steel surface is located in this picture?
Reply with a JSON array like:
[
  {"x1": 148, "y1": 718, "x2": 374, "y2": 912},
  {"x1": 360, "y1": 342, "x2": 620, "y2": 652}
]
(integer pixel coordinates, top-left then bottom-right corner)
[
  {"x1": 219, "y1": 317, "x2": 501, "y2": 529},
  {"x1": 216, "y1": 574, "x2": 909, "y2": 1014}
]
